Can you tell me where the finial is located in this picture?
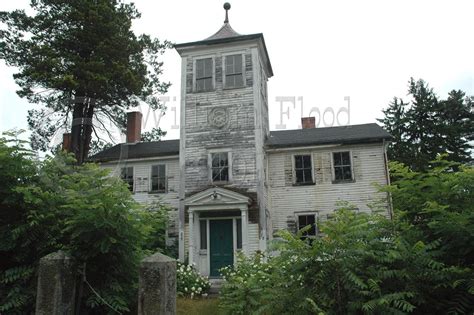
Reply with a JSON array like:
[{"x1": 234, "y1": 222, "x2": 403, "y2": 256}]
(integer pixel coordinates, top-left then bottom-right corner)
[{"x1": 224, "y1": 2, "x2": 231, "y2": 23}]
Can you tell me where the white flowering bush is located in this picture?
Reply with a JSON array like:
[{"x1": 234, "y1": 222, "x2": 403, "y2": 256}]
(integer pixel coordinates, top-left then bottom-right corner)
[{"x1": 176, "y1": 262, "x2": 211, "y2": 298}]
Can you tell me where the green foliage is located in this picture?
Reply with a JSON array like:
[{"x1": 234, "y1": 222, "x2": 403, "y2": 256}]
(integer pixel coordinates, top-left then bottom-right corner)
[
  {"x1": 141, "y1": 127, "x2": 168, "y2": 142},
  {"x1": 378, "y1": 78, "x2": 473, "y2": 171},
  {"x1": 0, "y1": 0, "x2": 172, "y2": 161},
  {"x1": 383, "y1": 159, "x2": 474, "y2": 313},
  {"x1": 177, "y1": 262, "x2": 211, "y2": 298},
  {"x1": 0, "y1": 133, "x2": 170, "y2": 314}
]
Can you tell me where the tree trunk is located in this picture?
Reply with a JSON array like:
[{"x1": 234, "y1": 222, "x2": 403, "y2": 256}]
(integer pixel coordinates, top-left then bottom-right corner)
[{"x1": 70, "y1": 96, "x2": 94, "y2": 164}]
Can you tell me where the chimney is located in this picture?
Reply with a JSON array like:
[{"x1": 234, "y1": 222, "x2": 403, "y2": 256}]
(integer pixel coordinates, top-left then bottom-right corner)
[
  {"x1": 126, "y1": 111, "x2": 142, "y2": 143},
  {"x1": 301, "y1": 117, "x2": 315, "y2": 129},
  {"x1": 62, "y1": 133, "x2": 72, "y2": 152}
]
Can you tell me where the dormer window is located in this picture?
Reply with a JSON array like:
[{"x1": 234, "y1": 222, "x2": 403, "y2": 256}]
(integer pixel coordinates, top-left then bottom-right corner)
[
  {"x1": 224, "y1": 54, "x2": 244, "y2": 88},
  {"x1": 196, "y1": 58, "x2": 213, "y2": 92}
]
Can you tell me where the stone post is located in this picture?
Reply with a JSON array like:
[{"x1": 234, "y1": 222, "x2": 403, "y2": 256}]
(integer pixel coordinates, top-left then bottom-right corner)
[
  {"x1": 35, "y1": 251, "x2": 76, "y2": 315},
  {"x1": 138, "y1": 252, "x2": 176, "y2": 315}
]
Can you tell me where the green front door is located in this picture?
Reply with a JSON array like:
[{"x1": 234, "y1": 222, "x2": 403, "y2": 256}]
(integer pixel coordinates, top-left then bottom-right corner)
[{"x1": 210, "y1": 219, "x2": 233, "y2": 277}]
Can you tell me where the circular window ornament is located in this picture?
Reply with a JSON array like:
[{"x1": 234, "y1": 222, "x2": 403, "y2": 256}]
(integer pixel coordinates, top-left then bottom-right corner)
[{"x1": 208, "y1": 107, "x2": 229, "y2": 129}]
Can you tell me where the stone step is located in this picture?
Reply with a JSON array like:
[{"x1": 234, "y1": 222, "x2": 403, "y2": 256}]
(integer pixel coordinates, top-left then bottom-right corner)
[{"x1": 208, "y1": 278, "x2": 225, "y2": 297}]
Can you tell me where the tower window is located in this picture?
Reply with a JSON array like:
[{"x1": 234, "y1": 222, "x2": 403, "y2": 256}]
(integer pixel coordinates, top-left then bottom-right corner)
[
  {"x1": 225, "y1": 54, "x2": 243, "y2": 88},
  {"x1": 211, "y1": 152, "x2": 229, "y2": 182},
  {"x1": 196, "y1": 58, "x2": 213, "y2": 92}
]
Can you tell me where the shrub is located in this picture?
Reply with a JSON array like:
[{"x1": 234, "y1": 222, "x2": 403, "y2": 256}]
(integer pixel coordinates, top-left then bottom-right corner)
[{"x1": 177, "y1": 262, "x2": 211, "y2": 298}]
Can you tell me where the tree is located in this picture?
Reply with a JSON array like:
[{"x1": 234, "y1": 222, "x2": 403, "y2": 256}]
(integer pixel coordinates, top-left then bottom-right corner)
[
  {"x1": 378, "y1": 78, "x2": 473, "y2": 171},
  {"x1": 0, "y1": 0, "x2": 171, "y2": 163},
  {"x1": 0, "y1": 132, "x2": 170, "y2": 313}
]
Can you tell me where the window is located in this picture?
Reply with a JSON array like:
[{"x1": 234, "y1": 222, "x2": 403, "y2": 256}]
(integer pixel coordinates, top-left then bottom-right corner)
[
  {"x1": 211, "y1": 152, "x2": 229, "y2": 182},
  {"x1": 200, "y1": 220, "x2": 207, "y2": 250},
  {"x1": 333, "y1": 151, "x2": 353, "y2": 181},
  {"x1": 236, "y1": 219, "x2": 242, "y2": 249},
  {"x1": 297, "y1": 214, "x2": 317, "y2": 237},
  {"x1": 151, "y1": 165, "x2": 166, "y2": 193},
  {"x1": 294, "y1": 155, "x2": 313, "y2": 184},
  {"x1": 225, "y1": 54, "x2": 243, "y2": 88},
  {"x1": 121, "y1": 167, "x2": 134, "y2": 192},
  {"x1": 196, "y1": 58, "x2": 213, "y2": 92}
]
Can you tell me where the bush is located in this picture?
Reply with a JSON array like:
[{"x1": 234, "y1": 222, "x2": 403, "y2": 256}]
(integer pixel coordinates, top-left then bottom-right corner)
[
  {"x1": 177, "y1": 262, "x2": 211, "y2": 298},
  {"x1": 0, "y1": 135, "x2": 169, "y2": 314},
  {"x1": 220, "y1": 159, "x2": 474, "y2": 314}
]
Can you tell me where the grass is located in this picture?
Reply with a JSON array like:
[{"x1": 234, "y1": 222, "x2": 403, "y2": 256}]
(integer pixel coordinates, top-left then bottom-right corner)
[{"x1": 177, "y1": 297, "x2": 222, "y2": 315}]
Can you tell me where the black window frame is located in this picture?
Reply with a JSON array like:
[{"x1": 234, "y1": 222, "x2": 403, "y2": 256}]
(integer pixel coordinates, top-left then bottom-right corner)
[
  {"x1": 297, "y1": 214, "x2": 317, "y2": 238},
  {"x1": 195, "y1": 58, "x2": 213, "y2": 92},
  {"x1": 150, "y1": 164, "x2": 166, "y2": 193},
  {"x1": 224, "y1": 54, "x2": 244, "y2": 89},
  {"x1": 294, "y1": 154, "x2": 314, "y2": 185},
  {"x1": 121, "y1": 167, "x2": 134, "y2": 192},
  {"x1": 211, "y1": 152, "x2": 229, "y2": 183},
  {"x1": 333, "y1": 151, "x2": 353, "y2": 182}
]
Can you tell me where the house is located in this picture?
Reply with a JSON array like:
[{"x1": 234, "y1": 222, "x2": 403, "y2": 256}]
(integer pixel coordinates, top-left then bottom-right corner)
[{"x1": 91, "y1": 3, "x2": 392, "y2": 277}]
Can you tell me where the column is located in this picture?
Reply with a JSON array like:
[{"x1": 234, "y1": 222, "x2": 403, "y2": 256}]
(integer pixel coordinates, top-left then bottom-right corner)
[
  {"x1": 241, "y1": 207, "x2": 249, "y2": 255},
  {"x1": 188, "y1": 211, "x2": 194, "y2": 265}
]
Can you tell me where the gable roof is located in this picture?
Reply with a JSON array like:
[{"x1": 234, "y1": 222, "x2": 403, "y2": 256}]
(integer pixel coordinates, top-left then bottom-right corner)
[
  {"x1": 89, "y1": 124, "x2": 391, "y2": 162},
  {"x1": 266, "y1": 123, "x2": 392, "y2": 149},
  {"x1": 89, "y1": 139, "x2": 179, "y2": 162}
]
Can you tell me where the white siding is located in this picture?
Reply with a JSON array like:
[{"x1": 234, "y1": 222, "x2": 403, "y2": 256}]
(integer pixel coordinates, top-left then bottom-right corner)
[
  {"x1": 101, "y1": 156, "x2": 180, "y2": 240},
  {"x1": 267, "y1": 143, "x2": 389, "y2": 234}
]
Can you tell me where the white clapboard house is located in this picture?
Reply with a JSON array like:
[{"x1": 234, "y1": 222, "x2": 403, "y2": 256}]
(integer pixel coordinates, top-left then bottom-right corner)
[{"x1": 91, "y1": 5, "x2": 392, "y2": 277}]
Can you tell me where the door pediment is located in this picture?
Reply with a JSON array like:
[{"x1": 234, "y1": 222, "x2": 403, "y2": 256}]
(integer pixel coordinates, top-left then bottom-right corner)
[{"x1": 186, "y1": 187, "x2": 250, "y2": 207}]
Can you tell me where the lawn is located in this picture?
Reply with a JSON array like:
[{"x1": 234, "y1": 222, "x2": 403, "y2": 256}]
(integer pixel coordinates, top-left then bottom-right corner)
[{"x1": 177, "y1": 297, "x2": 222, "y2": 315}]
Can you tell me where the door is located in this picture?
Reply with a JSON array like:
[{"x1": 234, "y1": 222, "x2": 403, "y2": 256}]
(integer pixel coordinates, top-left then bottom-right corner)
[{"x1": 209, "y1": 219, "x2": 233, "y2": 277}]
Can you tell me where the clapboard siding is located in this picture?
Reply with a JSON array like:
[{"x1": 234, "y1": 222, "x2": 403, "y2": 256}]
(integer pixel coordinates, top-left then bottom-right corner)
[
  {"x1": 101, "y1": 157, "x2": 180, "y2": 239},
  {"x1": 267, "y1": 143, "x2": 389, "y2": 233}
]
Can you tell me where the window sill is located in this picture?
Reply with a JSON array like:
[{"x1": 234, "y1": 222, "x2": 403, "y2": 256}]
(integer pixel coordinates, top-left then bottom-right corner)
[
  {"x1": 193, "y1": 89, "x2": 215, "y2": 94},
  {"x1": 292, "y1": 182, "x2": 315, "y2": 186},
  {"x1": 148, "y1": 191, "x2": 166, "y2": 194},
  {"x1": 332, "y1": 179, "x2": 356, "y2": 184},
  {"x1": 223, "y1": 85, "x2": 246, "y2": 91},
  {"x1": 211, "y1": 181, "x2": 231, "y2": 185}
]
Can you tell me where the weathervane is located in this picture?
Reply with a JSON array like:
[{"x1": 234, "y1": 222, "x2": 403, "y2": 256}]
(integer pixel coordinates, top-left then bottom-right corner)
[{"x1": 224, "y1": 2, "x2": 231, "y2": 23}]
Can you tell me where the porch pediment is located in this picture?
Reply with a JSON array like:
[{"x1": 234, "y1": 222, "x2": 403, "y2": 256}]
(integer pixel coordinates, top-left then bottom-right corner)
[{"x1": 185, "y1": 187, "x2": 251, "y2": 208}]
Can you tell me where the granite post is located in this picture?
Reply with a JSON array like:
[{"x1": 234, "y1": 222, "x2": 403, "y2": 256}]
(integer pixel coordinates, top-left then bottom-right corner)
[
  {"x1": 138, "y1": 252, "x2": 176, "y2": 315},
  {"x1": 35, "y1": 251, "x2": 76, "y2": 315}
]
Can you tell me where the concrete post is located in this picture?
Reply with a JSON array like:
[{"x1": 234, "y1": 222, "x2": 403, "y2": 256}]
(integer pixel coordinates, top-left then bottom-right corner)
[
  {"x1": 138, "y1": 252, "x2": 176, "y2": 315},
  {"x1": 35, "y1": 251, "x2": 76, "y2": 315}
]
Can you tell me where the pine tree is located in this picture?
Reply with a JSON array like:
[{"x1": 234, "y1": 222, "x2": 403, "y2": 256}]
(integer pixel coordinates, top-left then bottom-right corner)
[
  {"x1": 0, "y1": 0, "x2": 171, "y2": 163},
  {"x1": 379, "y1": 78, "x2": 473, "y2": 171}
]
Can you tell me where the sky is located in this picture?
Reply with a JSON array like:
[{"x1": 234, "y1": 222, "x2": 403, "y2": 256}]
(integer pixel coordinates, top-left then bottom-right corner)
[{"x1": 1, "y1": 0, "x2": 473, "y2": 147}]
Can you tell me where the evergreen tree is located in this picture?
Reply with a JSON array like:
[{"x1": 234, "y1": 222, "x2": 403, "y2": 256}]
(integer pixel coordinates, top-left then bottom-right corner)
[
  {"x1": 379, "y1": 78, "x2": 473, "y2": 171},
  {"x1": 0, "y1": 0, "x2": 171, "y2": 163}
]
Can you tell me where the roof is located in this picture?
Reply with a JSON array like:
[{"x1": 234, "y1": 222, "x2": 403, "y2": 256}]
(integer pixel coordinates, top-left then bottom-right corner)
[
  {"x1": 90, "y1": 124, "x2": 391, "y2": 162},
  {"x1": 89, "y1": 139, "x2": 179, "y2": 162},
  {"x1": 206, "y1": 22, "x2": 240, "y2": 40},
  {"x1": 266, "y1": 123, "x2": 392, "y2": 149}
]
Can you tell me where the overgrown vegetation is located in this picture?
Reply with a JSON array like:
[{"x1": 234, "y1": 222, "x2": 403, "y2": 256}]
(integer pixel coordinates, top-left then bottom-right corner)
[
  {"x1": 220, "y1": 158, "x2": 474, "y2": 314},
  {"x1": 0, "y1": 132, "x2": 170, "y2": 314}
]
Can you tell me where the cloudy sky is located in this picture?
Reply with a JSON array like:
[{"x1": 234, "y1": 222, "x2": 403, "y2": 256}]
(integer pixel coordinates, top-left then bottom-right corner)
[{"x1": 1, "y1": 0, "x2": 473, "y2": 144}]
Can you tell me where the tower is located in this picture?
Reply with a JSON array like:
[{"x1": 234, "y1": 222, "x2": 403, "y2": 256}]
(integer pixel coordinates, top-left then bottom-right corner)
[{"x1": 175, "y1": 3, "x2": 273, "y2": 273}]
